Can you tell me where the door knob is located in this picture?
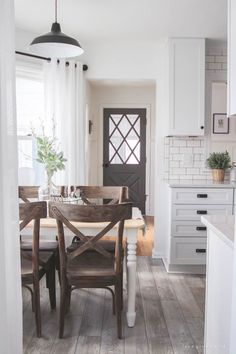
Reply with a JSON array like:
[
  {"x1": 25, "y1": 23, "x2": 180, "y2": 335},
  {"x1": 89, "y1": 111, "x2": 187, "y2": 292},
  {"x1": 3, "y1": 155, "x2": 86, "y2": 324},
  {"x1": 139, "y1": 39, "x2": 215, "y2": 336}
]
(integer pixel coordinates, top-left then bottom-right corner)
[{"x1": 103, "y1": 163, "x2": 109, "y2": 168}]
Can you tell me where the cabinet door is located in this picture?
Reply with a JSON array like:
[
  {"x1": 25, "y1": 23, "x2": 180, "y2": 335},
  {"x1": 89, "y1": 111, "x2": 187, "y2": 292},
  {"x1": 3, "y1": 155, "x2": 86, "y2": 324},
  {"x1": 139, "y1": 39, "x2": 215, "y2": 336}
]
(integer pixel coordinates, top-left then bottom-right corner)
[
  {"x1": 227, "y1": 0, "x2": 236, "y2": 117},
  {"x1": 172, "y1": 204, "x2": 233, "y2": 221},
  {"x1": 172, "y1": 188, "x2": 234, "y2": 205},
  {"x1": 170, "y1": 237, "x2": 207, "y2": 265},
  {"x1": 169, "y1": 39, "x2": 205, "y2": 135}
]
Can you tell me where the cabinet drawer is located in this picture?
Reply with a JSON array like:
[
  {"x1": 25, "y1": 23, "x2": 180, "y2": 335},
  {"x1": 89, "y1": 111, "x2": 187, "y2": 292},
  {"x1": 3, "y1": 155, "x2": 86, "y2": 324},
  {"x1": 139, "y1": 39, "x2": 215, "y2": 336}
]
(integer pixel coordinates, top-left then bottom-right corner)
[
  {"x1": 171, "y1": 237, "x2": 207, "y2": 265},
  {"x1": 172, "y1": 204, "x2": 233, "y2": 221},
  {"x1": 172, "y1": 221, "x2": 207, "y2": 237},
  {"x1": 172, "y1": 188, "x2": 233, "y2": 205}
]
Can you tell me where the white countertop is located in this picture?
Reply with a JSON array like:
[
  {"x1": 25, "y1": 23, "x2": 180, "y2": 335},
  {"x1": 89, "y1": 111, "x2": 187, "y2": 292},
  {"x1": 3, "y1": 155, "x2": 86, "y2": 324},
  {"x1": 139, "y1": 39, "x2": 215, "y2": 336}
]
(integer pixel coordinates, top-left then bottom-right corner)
[
  {"x1": 201, "y1": 215, "x2": 235, "y2": 249},
  {"x1": 166, "y1": 179, "x2": 236, "y2": 188}
]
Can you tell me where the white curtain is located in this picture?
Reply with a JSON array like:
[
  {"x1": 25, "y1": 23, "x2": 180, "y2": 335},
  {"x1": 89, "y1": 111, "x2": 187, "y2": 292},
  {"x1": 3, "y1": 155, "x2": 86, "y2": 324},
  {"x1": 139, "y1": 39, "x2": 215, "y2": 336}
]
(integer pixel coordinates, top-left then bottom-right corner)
[
  {"x1": 43, "y1": 59, "x2": 85, "y2": 186},
  {"x1": 0, "y1": 0, "x2": 22, "y2": 352}
]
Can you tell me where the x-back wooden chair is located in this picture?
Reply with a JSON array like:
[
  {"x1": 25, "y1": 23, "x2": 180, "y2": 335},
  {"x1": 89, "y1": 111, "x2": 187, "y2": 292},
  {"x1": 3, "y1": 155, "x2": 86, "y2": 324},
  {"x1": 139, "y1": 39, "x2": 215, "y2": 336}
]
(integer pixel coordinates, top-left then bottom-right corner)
[
  {"x1": 19, "y1": 185, "x2": 59, "y2": 253},
  {"x1": 77, "y1": 185, "x2": 129, "y2": 205},
  {"x1": 49, "y1": 201, "x2": 132, "y2": 339},
  {"x1": 59, "y1": 185, "x2": 129, "y2": 205},
  {"x1": 20, "y1": 201, "x2": 56, "y2": 337},
  {"x1": 19, "y1": 186, "x2": 39, "y2": 203},
  {"x1": 59, "y1": 185, "x2": 130, "y2": 253}
]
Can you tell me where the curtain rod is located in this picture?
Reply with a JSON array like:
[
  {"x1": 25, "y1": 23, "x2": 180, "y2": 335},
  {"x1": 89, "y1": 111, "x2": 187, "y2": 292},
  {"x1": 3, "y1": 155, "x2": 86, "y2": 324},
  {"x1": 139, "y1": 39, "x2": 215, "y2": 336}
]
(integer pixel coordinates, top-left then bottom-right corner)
[{"x1": 15, "y1": 51, "x2": 88, "y2": 71}]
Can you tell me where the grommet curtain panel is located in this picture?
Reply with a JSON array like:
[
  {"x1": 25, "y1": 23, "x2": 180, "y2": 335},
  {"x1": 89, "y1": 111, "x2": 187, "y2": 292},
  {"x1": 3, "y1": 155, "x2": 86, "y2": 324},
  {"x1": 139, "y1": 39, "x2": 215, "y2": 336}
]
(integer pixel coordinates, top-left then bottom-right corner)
[
  {"x1": 43, "y1": 59, "x2": 85, "y2": 186},
  {"x1": 0, "y1": 0, "x2": 23, "y2": 352}
]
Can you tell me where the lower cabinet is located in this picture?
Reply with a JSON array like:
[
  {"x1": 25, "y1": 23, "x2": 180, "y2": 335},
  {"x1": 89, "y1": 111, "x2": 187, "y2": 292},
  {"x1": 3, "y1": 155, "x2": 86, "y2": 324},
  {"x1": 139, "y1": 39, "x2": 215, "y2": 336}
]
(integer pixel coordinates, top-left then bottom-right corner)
[
  {"x1": 165, "y1": 186, "x2": 234, "y2": 273},
  {"x1": 170, "y1": 237, "x2": 206, "y2": 265}
]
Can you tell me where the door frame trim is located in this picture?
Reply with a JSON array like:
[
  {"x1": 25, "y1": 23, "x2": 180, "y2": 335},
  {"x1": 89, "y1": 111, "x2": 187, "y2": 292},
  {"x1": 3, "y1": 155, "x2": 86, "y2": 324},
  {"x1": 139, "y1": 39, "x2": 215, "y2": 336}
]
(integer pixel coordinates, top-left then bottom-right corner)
[{"x1": 98, "y1": 103, "x2": 151, "y2": 214}]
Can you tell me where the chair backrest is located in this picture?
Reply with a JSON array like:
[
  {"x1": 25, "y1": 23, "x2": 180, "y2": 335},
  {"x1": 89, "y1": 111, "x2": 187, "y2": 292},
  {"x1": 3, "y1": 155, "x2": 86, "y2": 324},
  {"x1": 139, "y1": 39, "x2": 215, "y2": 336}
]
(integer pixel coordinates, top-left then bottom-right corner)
[
  {"x1": 58, "y1": 185, "x2": 129, "y2": 205},
  {"x1": 19, "y1": 186, "x2": 39, "y2": 202},
  {"x1": 19, "y1": 201, "x2": 47, "y2": 275},
  {"x1": 49, "y1": 202, "x2": 132, "y2": 278},
  {"x1": 19, "y1": 185, "x2": 129, "y2": 205}
]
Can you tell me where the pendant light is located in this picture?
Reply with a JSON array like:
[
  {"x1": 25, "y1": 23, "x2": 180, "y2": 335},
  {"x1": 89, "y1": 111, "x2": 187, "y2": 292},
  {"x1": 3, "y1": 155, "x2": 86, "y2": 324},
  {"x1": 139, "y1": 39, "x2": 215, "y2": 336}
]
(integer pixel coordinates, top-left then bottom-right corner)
[{"x1": 29, "y1": 0, "x2": 84, "y2": 58}]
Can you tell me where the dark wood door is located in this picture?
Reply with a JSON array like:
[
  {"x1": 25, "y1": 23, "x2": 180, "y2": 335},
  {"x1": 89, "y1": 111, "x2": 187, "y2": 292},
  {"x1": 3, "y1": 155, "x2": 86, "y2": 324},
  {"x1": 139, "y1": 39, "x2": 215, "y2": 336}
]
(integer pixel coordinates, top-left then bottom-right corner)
[{"x1": 103, "y1": 108, "x2": 146, "y2": 214}]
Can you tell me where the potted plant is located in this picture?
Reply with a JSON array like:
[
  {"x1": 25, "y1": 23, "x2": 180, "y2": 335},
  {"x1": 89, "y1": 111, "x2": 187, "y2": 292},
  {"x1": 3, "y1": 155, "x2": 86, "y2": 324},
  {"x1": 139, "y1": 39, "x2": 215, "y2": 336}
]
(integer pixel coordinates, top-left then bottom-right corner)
[
  {"x1": 206, "y1": 151, "x2": 231, "y2": 182},
  {"x1": 32, "y1": 123, "x2": 67, "y2": 200}
]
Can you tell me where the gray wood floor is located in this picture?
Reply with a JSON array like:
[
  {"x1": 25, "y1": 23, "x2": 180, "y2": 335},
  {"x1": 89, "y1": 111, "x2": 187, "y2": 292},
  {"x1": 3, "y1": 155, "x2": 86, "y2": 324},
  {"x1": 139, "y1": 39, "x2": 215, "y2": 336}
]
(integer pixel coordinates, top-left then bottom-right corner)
[{"x1": 23, "y1": 257, "x2": 205, "y2": 354}]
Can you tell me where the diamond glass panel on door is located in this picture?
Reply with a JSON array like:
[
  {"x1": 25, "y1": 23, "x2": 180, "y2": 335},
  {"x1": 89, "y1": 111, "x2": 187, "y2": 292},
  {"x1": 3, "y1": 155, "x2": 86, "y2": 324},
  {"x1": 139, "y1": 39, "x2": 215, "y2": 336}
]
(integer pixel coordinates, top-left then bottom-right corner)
[
  {"x1": 109, "y1": 114, "x2": 141, "y2": 165},
  {"x1": 103, "y1": 108, "x2": 146, "y2": 213}
]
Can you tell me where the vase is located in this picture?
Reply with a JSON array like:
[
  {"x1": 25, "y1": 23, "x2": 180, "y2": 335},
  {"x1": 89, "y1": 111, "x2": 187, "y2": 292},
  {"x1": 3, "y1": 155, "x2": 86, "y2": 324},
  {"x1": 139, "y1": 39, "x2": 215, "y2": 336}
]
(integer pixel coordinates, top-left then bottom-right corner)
[
  {"x1": 212, "y1": 169, "x2": 225, "y2": 182},
  {"x1": 38, "y1": 173, "x2": 58, "y2": 200}
]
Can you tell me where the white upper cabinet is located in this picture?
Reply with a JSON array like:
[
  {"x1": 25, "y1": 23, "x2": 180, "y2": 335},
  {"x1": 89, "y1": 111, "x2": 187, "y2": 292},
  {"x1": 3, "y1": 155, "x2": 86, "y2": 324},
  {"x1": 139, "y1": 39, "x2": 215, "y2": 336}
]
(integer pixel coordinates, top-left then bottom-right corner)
[
  {"x1": 168, "y1": 38, "x2": 205, "y2": 136},
  {"x1": 227, "y1": 0, "x2": 236, "y2": 117}
]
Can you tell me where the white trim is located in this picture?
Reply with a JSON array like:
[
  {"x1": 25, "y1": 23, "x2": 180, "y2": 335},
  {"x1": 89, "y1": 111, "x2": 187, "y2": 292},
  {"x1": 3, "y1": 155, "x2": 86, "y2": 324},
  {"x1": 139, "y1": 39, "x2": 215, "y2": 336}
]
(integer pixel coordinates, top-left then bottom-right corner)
[{"x1": 98, "y1": 103, "x2": 152, "y2": 214}]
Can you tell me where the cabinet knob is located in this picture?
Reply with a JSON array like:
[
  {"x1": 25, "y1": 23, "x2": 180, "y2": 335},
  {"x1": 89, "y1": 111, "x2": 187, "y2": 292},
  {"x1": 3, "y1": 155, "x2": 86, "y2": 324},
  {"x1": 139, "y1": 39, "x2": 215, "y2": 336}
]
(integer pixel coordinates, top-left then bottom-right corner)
[
  {"x1": 200, "y1": 126, "x2": 204, "y2": 129},
  {"x1": 197, "y1": 210, "x2": 207, "y2": 215},
  {"x1": 196, "y1": 226, "x2": 207, "y2": 231},
  {"x1": 196, "y1": 248, "x2": 206, "y2": 253},
  {"x1": 197, "y1": 194, "x2": 208, "y2": 198}
]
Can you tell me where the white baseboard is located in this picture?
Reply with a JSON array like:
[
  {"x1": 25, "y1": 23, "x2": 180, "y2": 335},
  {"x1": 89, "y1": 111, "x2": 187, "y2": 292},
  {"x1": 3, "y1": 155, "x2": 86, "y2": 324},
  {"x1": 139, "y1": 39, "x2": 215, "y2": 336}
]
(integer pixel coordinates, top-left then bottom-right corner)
[
  {"x1": 166, "y1": 264, "x2": 206, "y2": 274},
  {"x1": 152, "y1": 250, "x2": 206, "y2": 274}
]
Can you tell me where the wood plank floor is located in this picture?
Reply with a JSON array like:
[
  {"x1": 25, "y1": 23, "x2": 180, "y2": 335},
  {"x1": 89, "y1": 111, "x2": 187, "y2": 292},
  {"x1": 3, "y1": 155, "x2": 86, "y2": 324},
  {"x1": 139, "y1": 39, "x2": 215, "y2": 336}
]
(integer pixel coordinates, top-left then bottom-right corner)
[{"x1": 23, "y1": 257, "x2": 205, "y2": 354}]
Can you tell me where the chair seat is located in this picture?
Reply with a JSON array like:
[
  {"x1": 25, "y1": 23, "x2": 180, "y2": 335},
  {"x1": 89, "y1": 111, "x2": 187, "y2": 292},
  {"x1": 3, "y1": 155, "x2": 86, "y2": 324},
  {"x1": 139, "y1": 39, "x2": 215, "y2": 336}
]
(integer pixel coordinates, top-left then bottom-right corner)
[
  {"x1": 66, "y1": 251, "x2": 120, "y2": 286},
  {"x1": 21, "y1": 251, "x2": 55, "y2": 283},
  {"x1": 21, "y1": 239, "x2": 58, "y2": 252}
]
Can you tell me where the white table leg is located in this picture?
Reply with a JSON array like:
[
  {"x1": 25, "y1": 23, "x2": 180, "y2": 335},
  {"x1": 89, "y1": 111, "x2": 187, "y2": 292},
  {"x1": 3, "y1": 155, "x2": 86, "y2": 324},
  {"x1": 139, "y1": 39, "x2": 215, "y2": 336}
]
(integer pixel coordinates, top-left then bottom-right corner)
[{"x1": 126, "y1": 231, "x2": 137, "y2": 327}]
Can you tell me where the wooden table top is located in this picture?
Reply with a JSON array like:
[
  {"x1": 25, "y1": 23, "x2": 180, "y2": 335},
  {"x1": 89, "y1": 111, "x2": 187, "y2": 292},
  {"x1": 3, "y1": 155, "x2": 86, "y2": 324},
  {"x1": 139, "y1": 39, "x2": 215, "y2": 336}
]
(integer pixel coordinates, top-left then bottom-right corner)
[{"x1": 38, "y1": 217, "x2": 145, "y2": 230}]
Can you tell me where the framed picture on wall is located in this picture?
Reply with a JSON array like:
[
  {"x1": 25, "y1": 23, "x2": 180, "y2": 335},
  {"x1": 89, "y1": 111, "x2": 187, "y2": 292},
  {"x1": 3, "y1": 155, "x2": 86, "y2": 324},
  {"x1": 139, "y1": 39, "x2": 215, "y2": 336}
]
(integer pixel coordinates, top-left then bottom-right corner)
[{"x1": 213, "y1": 113, "x2": 229, "y2": 134}]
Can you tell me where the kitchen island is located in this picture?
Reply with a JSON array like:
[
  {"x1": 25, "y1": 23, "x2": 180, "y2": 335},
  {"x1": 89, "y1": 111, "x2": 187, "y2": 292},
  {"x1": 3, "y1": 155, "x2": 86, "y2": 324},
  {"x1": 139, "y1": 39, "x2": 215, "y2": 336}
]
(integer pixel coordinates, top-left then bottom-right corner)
[{"x1": 201, "y1": 215, "x2": 234, "y2": 354}]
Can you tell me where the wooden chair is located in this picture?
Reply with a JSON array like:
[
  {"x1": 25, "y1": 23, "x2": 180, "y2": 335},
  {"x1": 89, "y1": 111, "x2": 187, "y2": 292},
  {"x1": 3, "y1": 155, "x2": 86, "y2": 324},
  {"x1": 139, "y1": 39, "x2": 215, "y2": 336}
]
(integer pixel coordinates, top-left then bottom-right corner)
[
  {"x1": 59, "y1": 185, "x2": 130, "y2": 253},
  {"x1": 59, "y1": 185, "x2": 129, "y2": 205},
  {"x1": 19, "y1": 186, "x2": 39, "y2": 203},
  {"x1": 19, "y1": 185, "x2": 59, "y2": 252},
  {"x1": 20, "y1": 201, "x2": 56, "y2": 337},
  {"x1": 49, "y1": 201, "x2": 132, "y2": 339}
]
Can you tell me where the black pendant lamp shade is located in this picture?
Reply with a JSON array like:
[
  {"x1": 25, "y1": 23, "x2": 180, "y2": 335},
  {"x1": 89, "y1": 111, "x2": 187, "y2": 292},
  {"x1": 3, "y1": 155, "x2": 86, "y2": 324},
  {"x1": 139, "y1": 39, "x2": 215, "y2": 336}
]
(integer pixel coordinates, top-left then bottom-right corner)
[{"x1": 29, "y1": 1, "x2": 84, "y2": 58}]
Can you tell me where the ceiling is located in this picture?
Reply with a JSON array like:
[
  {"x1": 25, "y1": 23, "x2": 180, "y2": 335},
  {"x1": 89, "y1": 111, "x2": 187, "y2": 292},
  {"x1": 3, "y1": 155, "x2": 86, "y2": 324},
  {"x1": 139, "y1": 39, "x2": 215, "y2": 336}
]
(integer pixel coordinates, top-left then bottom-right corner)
[{"x1": 15, "y1": 0, "x2": 227, "y2": 44}]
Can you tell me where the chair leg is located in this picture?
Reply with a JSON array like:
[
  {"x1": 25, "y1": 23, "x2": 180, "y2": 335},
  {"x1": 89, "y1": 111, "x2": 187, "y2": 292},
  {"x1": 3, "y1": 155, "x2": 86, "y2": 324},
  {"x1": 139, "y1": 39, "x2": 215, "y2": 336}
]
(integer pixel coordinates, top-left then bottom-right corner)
[
  {"x1": 46, "y1": 258, "x2": 56, "y2": 310},
  {"x1": 121, "y1": 272, "x2": 124, "y2": 311},
  {"x1": 23, "y1": 285, "x2": 35, "y2": 312},
  {"x1": 59, "y1": 286, "x2": 67, "y2": 338},
  {"x1": 33, "y1": 280, "x2": 41, "y2": 338},
  {"x1": 104, "y1": 287, "x2": 115, "y2": 315},
  {"x1": 55, "y1": 250, "x2": 61, "y2": 285},
  {"x1": 115, "y1": 281, "x2": 123, "y2": 339},
  {"x1": 65, "y1": 286, "x2": 72, "y2": 313}
]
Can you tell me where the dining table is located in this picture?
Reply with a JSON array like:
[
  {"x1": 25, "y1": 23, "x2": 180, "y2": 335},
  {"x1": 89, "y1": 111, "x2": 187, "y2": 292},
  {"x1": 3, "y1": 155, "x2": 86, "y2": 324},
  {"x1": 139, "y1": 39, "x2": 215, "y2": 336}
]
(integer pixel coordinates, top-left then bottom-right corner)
[{"x1": 21, "y1": 206, "x2": 145, "y2": 327}]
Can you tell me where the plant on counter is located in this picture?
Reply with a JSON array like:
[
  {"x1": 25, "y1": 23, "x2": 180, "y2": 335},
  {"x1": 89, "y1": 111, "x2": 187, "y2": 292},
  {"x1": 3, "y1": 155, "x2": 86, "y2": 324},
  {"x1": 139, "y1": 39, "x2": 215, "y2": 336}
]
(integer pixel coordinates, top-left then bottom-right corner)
[{"x1": 206, "y1": 151, "x2": 231, "y2": 182}]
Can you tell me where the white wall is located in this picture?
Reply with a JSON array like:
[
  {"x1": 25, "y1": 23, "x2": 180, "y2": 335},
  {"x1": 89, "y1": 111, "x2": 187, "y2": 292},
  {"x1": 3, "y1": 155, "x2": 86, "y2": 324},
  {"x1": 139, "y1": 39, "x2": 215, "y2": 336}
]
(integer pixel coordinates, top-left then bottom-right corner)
[
  {"x1": 83, "y1": 41, "x2": 160, "y2": 80},
  {"x1": 210, "y1": 82, "x2": 236, "y2": 162},
  {"x1": 15, "y1": 28, "x2": 161, "y2": 79},
  {"x1": 87, "y1": 81, "x2": 156, "y2": 215}
]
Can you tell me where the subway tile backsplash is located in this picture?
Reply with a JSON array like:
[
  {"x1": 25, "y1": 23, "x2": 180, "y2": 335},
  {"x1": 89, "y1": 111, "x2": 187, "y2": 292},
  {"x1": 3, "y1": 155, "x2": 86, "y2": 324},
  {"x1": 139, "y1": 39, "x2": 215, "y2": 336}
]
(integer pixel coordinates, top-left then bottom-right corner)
[{"x1": 164, "y1": 137, "x2": 230, "y2": 181}]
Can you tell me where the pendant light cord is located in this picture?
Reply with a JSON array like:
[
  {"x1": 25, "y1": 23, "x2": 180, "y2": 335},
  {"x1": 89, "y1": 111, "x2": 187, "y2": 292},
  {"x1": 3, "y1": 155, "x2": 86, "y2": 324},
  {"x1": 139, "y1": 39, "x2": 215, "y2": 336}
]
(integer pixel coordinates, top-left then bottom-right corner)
[{"x1": 55, "y1": 0, "x2": 58, "y2": 22}]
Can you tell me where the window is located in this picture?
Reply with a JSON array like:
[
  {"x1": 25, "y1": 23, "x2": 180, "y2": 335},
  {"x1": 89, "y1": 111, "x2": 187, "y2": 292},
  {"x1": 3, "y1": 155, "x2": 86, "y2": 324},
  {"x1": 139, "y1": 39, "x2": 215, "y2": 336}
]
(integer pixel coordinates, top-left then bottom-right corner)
[
  {"x1": 16, "y1": 63, "x2": 45, "y2": 185},
  {"x1": 16, "y1": 76, "x2": 44, "y2": 135}
]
